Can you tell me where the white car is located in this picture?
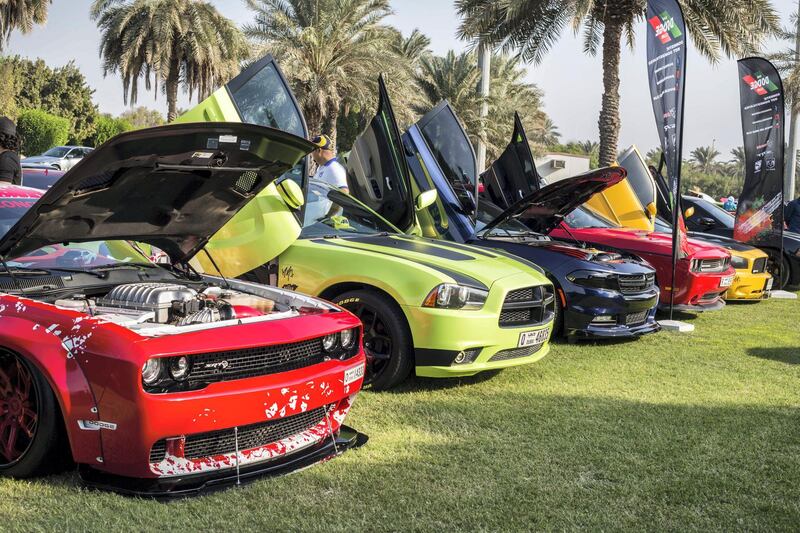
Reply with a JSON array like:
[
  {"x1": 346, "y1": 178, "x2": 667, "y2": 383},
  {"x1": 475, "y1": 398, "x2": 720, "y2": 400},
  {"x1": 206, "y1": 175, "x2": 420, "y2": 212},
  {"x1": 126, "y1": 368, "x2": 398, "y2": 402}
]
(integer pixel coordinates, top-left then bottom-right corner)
[{"x1": 21, "y1": 145, "x2": 93, "y2": 171}]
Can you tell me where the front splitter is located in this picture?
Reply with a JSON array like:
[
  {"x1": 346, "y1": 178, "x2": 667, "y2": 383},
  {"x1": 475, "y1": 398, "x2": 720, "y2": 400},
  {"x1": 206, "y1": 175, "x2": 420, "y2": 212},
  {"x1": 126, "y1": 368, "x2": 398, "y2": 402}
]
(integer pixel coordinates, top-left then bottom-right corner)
[{"x1": 78, "y1": 426, "x2": 367, "y2": 499}]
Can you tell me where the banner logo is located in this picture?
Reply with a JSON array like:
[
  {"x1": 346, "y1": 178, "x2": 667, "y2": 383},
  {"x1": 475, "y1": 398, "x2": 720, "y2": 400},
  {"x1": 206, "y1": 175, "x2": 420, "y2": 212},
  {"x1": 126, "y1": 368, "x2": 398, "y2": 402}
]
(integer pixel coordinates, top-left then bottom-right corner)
[
  {"x1": 648, "y1": 11, "x2": 683, "y2": 44},
  {"x1": 742, "y1": 72, "x2": 779, "y2": 95}
]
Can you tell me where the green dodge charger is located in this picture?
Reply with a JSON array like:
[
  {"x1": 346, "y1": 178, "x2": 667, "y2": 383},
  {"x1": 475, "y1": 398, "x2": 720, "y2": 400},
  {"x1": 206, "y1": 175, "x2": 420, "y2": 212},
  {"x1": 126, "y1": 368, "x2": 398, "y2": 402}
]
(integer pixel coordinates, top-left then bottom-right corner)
[{"x1": 184, "y1": 56, "x2": 555, "y2": 389}]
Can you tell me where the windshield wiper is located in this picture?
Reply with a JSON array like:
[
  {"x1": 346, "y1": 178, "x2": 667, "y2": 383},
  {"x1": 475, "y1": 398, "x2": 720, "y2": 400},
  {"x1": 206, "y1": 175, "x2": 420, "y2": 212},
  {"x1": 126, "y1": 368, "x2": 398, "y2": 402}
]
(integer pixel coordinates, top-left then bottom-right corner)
[
  {"x1": 0, "y1": 266, "x2": 52, "y2": 275},
  {"x1": 87, "y1": 263, "x2": 155, "y2": 271}
]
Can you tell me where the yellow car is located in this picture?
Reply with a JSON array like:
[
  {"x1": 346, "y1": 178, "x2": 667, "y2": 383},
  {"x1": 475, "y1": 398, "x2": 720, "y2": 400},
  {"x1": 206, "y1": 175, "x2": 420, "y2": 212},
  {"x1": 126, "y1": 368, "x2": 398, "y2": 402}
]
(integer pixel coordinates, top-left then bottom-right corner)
[{"x1": 587, "y1": 146, "x2": 772, "y2": 301}]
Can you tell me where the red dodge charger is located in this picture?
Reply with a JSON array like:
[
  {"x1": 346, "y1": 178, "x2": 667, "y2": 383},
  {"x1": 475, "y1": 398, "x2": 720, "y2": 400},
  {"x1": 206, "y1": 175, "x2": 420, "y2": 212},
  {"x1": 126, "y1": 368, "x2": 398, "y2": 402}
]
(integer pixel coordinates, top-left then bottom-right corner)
[{"x1": 0, "y1": 123, "x2": 366, "y2": 496}]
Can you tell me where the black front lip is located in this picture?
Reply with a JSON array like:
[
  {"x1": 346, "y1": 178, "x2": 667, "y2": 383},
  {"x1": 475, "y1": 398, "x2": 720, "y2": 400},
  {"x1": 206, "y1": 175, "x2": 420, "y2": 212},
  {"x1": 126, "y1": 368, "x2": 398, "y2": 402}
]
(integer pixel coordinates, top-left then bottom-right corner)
[
  {"x1": 78, "y1": 426, "x2": 367, "y2": 499},
  {"x1": 658, "y1": 299, "x2": 726, "y2": 312}
]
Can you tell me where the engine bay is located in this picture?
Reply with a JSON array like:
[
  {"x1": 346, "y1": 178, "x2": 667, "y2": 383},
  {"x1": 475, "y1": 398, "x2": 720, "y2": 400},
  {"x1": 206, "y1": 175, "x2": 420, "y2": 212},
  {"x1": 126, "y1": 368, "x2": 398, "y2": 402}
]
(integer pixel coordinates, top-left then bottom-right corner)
[{"x1": 50, "y1": 278, "x2": 334, "y2": 336}]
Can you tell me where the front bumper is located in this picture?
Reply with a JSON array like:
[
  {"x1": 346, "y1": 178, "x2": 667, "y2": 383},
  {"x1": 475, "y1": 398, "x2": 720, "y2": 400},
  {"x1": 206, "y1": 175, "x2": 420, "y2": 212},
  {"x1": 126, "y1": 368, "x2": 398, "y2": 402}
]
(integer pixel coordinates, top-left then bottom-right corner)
[
  {"x1": 562, "y1": 286, "x2": 660, "y2": 340},
  {"x1": 78, "y1": 425, "x2": 367, "y2": 498},
  {"x1": 724, "y1": 270, "x2": 772, "y2": 300},
  {"x1": 405, "y1": 305, "x2": 553, "y2": 378}
]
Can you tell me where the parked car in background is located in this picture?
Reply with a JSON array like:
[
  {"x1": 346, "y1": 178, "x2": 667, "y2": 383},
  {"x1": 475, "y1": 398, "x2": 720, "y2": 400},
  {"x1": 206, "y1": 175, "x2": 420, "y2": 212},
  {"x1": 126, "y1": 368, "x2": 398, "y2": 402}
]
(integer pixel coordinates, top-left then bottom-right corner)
[
  {"x1": 0, "y1": 123, "x2": 366, "y2": 496},
  {"x1": 20, "y1": 166, "x2": 64, "y2": 190},
  {"x1": 21, "y1": 146, "x2": 92, "y2": 171}
]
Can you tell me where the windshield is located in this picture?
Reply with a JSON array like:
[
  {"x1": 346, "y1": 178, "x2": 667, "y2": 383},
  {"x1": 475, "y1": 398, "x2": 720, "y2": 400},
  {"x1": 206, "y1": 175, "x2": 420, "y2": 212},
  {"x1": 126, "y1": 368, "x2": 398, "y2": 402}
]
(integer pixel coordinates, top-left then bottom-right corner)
[
  {"x1": 7, "y1": 241, "x2": 154, "y2": 270},
  {"x1": 42, "y1": 147, "x2": 70, "y2": 158},
  {"x1": 476, "y1": 202, "x2": 544, "y2": 238},
  {"x1": 300, "y1": 181, "x2": 398, "y2": 238},
  {"x1": 0, "y1": 197, "x2": 37, "y2": 236},
  {"x1": 564, "y1": 207, "x2": 615, "y2": 229},
  {"x1": 654, "y1": 217, "x2": 672, "y2": 233}
]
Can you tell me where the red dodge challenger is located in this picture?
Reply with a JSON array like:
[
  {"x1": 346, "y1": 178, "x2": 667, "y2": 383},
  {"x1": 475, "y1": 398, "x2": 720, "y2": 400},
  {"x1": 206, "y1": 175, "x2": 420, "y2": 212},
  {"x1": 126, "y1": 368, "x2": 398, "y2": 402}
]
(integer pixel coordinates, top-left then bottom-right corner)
[
  {"x1": 549, "y1": 207, "x2": 735, "y2": 312},
  {"x1": 0, "y1": 123, "x2": 366, "y2": 496}
]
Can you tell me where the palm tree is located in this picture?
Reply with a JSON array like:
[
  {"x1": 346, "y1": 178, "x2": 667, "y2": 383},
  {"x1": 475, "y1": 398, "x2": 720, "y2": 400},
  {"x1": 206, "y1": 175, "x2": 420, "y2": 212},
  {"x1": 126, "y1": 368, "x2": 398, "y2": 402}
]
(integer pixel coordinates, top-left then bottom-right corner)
[
  {"x1": 414, "y1": 50, "x2": 552, "y2": 160},
  {"x1": 244, "y1": 0, "x2": 402, "y2": 146},
  {"x1": 576, "y1": 139, "x2": 599, "y2": 155},
  {"x1": 456, "y1": 0, "x2": 780, "y2": 167},
  {"x1": 768, "y1": 9, "x2": 800, "y2": 114},
  {"x1": 689, "y1": 145, "x2": 721, "y2": 174},
  {"x1": 729, "y1": 146, "x2": 746, "y2": 177},
  {"x1": 0, "y1": 0, "x2": 50, "y2": 49},
  {"x1": 91, "y1": 0, "x2": 247, "y2": 122}
]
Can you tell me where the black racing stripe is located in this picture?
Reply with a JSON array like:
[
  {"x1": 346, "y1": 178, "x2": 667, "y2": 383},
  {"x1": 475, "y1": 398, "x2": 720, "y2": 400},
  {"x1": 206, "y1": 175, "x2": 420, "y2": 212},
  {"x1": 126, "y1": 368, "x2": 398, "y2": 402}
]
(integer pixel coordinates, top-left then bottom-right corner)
[
  {"x1": 311, "y1": 238, "x2": 489, "y2": 290},
  {"x1": 392, "y1": 234, "x2": 500, "y2": 258},
  {"x1": 341, "y1": 235, "x2": 476, "y2": 261},
  {"x1": 473, "y1": 242, "x2": 546, "y2": 274}
]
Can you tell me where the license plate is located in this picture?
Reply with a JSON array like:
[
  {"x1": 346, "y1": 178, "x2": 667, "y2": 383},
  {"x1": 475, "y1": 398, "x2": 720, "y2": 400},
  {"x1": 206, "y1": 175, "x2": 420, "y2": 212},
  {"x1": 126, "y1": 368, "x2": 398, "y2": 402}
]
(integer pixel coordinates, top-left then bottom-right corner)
[
  {"x1": 518, "y1": 329, "x2": 549, "y2": 348},
  {"x1": 719, "y1": 275, "x2": 734, "y2": 288},
  {"x1": 344, "y1": 364, "x2": 365, "y2": 385},
  {"x1": 765, "y1": 277, "x2": 774, "y2": 291}
]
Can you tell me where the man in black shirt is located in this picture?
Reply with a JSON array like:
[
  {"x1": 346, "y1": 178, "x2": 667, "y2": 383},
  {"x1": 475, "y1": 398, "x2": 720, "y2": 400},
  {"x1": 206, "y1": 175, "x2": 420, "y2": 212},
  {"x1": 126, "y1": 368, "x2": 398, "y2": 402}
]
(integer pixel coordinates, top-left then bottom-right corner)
[{"x1": 0, "y1": 117, "x2": 22, "y2": 185}]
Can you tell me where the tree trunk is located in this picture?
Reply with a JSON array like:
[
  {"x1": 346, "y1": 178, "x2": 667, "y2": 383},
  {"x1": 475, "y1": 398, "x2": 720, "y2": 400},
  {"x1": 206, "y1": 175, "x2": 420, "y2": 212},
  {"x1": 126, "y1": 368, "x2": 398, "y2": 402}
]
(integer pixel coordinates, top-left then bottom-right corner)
[
  {"x1": 598, "y1": 17, "x2": 624, "y2": 167},
  {"x1": 166, "y1": 59, "x2": 180, "y2": 123},
  {"x1": 325, "y1": 104, "x2": 339, "y2": 150}
]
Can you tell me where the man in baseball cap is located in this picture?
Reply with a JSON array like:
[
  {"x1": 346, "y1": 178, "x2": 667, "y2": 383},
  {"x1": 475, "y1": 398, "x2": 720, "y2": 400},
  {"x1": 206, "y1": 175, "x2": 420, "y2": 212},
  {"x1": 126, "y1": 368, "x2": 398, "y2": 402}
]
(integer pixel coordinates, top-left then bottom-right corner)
[
  {"x1": 310, "y1": 133, "x2": 348, "y2": 192},
  {"x1": 0, "y1": 117, "x2": 21, "y2": 185}
]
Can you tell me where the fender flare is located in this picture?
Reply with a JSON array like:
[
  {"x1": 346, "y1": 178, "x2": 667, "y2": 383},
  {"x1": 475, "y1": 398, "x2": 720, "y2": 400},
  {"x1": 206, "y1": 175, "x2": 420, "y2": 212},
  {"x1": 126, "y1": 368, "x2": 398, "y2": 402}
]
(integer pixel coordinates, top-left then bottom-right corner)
[{"x1": 0, "y1": 317, "x2": 102, "y2": 466}]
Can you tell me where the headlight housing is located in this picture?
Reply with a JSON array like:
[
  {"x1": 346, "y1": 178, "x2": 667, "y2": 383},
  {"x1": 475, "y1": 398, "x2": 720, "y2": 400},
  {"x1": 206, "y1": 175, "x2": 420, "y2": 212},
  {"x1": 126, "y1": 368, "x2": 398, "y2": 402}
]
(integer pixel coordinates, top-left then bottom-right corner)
[
  {"x1": 141, "y1": 358, "x2": 163, "y2": 386},
  {"x1": 730, "y1": 255, "x2": 748, "y2": 269},
  {"x1": 566, "y1": 270, "x2": 619, "y2": 291},
  {"x1": 422, "y1": 284, "x2": 488, "y2": 310}
]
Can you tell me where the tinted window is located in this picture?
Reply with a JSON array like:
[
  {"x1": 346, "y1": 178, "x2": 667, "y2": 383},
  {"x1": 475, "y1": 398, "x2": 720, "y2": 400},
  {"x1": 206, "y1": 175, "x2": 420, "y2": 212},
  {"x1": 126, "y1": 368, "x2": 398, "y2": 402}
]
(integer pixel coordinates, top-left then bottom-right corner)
[
  {"x1": 300, "y1": 181, "x2": 397, "y2": 238},
  {"x1": 565, "y1": 207, "x2": 614, "y2": 228},
  {"x1": 42, "y1": 147, "x2": 70, "y2": 158},
  {"x1": 229, "y1": 62, "x2": 305, "y2": 137},
  {"x1": 419, "y1": 106, "x2": 477, "y2": 209},
  {"x1": 689, "y1": 198, "x2": 735, "y2": 229},
  {"x1": 618, "y1": 148, "x2": 656, "y2": 209},
  {"x1": 0, "y1": 197, "x2": 35, "y2": 236}
]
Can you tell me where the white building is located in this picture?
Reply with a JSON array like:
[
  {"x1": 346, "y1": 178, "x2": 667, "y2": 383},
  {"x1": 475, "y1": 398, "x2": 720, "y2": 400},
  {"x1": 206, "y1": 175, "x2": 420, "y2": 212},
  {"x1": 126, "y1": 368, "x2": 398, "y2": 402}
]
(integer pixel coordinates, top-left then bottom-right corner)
[{"x1": 537, "y1": 152, "x2": 591, "y2": 185}]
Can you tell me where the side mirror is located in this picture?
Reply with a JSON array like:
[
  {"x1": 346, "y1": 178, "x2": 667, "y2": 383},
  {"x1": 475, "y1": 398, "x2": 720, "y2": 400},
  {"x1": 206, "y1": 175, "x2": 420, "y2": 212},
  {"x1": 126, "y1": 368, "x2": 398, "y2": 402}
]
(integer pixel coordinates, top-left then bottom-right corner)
[
  {"x1": 684, "y1": 206, "x2": 695, "y2": 219},
  {"x1": 276, "y1": 179, "x2": 305, "y2": 210},
  {"x1": 646, "y1": 202, "x2": 658, "y2": 219},
  {"x1": 415, "y1": 189, "x2": 438, "y2": 211},
  {"x1": 697, "y1": 217, "x2": 716, "y2": 228}
]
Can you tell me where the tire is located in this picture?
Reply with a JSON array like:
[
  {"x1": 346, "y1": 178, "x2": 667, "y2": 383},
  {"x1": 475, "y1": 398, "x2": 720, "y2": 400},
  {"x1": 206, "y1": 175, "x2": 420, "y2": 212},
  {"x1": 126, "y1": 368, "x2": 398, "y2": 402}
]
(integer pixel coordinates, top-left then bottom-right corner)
[
  {"x1": 551, "y1": 285, "x2": 564, "y2": 339},
  {"x1": 334, "y1": 290, "x2": 413, "y2": 391},
  {"x1": 767, "y1": 251, "x2": 792, "y2": 290},
  {"x1": 0, "y1": 351, "x2": 63, "y2": 478}
]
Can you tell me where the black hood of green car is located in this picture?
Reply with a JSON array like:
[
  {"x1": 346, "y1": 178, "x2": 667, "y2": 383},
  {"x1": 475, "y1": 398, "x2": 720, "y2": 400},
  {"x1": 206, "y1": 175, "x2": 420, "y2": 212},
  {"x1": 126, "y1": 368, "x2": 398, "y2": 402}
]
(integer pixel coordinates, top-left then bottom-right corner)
[{"x1": 0, "y1": 122, "x2": 314, "y2": 262}]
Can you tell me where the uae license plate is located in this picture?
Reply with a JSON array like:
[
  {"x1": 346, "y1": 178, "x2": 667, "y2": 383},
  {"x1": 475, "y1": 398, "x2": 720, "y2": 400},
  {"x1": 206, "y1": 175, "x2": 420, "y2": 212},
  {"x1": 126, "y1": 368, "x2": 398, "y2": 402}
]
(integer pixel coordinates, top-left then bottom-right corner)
[
  {"x1": 765, "y1": 277, "x2": 774, "y2": 291},
  {"x1": 719, "y1": 275, "x2": 734, "y2": 288},
  {"x1": 518, "y1": 329, "x2": 549, "y2": 348}
]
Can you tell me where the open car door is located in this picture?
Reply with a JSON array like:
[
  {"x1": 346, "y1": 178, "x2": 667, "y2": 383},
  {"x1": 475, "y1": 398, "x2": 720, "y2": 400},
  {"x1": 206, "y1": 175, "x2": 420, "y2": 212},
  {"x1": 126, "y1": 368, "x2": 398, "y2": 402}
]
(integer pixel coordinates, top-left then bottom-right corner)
[
  {"x1": 180, "y1": 55, "x2": 310, "y2": 277},
  {"x1": 480, "y1": 112, "x2": 541, "y2": 209},
  {"x1": 344, "y1": 76, "x2": 416, "y2": 232},
  {"x1": 583, "y1": 145, "x2": 656, "y2": 231}
]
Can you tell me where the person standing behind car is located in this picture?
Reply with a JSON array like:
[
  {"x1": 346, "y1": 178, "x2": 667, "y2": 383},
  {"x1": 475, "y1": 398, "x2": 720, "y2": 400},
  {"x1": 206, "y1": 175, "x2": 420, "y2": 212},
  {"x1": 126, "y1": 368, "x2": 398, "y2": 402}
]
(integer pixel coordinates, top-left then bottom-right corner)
[
  {"x1": 0, "y1": 117, "x2": 22, "y2": 185},
  {"x1": 310, "y1": 134, "x2": 348, "y2": 192},
  {"x1": 785, "y1": 194, "x2": 800, "y2": 234}
]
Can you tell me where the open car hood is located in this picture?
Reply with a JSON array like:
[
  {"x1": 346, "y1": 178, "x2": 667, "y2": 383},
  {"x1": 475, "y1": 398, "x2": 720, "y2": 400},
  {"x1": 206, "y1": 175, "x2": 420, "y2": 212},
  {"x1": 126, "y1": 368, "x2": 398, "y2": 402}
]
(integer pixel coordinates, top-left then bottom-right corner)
[
  {"x1": 481, "y1": 167, "x2": 627, "y2": 236},
  {"x1": 0, "y1": 122, "x2": 314, "y2": 262}
]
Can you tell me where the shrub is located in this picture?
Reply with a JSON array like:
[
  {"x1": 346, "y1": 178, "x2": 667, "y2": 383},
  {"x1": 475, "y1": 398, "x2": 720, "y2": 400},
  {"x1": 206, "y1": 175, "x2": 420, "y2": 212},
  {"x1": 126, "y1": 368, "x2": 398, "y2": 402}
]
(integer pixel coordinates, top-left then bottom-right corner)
[
  {"x1": 16, "y1": 108, "x2": 70, "y2": 156},
  {"x1": 89, "y1": 115, "x2": 133, "y2": 147}
]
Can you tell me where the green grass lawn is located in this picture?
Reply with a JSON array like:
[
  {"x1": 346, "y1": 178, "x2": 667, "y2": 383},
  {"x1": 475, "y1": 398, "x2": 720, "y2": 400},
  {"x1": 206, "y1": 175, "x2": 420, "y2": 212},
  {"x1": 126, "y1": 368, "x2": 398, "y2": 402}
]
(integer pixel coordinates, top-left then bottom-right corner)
[{"x1": 2, "y1": 294, "x2": 799, "y2": 532}]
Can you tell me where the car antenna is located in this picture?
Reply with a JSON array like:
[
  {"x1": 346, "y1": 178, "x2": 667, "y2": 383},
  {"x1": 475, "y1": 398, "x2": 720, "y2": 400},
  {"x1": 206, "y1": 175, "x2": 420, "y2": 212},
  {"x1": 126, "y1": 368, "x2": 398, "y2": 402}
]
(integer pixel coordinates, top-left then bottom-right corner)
[
  {"x1": 203, "y1": 249, "x2": 231, "y2": 289},
  {"x1": 0, "y1": 253, "x2": 25, "y2": 295}
]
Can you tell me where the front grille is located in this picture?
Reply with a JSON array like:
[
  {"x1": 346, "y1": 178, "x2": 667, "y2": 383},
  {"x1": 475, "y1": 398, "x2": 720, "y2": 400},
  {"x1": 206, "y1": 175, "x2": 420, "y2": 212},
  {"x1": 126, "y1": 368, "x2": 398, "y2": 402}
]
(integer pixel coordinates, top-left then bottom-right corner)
[
  {"x1": 186, "y1": 339, "x2": 325, "y2": 384},
  {"x1": 752, "y1": 257, "x2": 767, "y2": 274},
  {"x1": 149, "y1": 406, "x2": 328, "y2": 463},
  {"x1": 698, "y1": 291, "x2": 723, "y2": 304},
  {"x1": 625, "y1": 310, "x2": 649, "y2": 326},
  {"x1": 489, "y1": 344, "x2": 544, "y2": 362},
  {"x1": 618, "y1": 273, "x2": 656, "y2": 294},
  {"x1": 693, "y1": 257, "x2": 730, "y2": 273},
  {"x1": 498, "y1": 285, "x2": 555, "y2": 328}
]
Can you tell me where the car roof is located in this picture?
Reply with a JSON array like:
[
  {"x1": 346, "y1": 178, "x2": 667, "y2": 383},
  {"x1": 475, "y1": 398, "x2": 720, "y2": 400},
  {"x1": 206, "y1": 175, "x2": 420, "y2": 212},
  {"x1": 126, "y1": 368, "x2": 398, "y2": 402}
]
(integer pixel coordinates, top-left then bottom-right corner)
[{"x1": 0, "y1": 183, "x2": 44, "y2": 198}]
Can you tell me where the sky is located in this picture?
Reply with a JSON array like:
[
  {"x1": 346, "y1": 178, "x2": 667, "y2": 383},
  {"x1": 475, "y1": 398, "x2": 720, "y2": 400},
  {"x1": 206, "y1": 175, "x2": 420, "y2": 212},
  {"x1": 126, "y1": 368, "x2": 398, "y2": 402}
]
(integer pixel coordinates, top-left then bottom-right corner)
[{"x1": 6, "y1": 0, "x2": 799, "y2": 156}]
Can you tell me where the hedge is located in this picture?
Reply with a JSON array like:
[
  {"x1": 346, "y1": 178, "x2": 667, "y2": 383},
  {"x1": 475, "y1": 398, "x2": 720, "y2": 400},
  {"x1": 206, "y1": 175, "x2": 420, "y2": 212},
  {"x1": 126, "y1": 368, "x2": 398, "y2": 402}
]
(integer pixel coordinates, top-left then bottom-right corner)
[
  {"x1": 89, "y1": 114, "x2": 133, "y2": 147},
  {"x1": 17, "y1": 108, "x2": 70, "y2": 156}
]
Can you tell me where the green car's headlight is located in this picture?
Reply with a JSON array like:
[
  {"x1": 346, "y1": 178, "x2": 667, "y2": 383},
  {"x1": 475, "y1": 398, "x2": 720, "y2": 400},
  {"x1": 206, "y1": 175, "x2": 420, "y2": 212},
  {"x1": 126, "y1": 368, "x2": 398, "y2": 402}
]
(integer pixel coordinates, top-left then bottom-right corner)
[
  {"x1": 730, "y1": 255, "x2": 748, "y2": 269},
  {"x1": 422, "y1": 284, "x2": 488, "y2": 310}
]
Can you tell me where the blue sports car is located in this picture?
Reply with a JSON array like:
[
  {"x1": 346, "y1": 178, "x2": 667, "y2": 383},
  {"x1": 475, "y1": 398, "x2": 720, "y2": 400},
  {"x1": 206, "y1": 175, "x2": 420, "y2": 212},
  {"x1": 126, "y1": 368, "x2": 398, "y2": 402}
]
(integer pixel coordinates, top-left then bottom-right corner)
[{"x1": 401, "y1": 103, "x2": 661, "y2": 340}]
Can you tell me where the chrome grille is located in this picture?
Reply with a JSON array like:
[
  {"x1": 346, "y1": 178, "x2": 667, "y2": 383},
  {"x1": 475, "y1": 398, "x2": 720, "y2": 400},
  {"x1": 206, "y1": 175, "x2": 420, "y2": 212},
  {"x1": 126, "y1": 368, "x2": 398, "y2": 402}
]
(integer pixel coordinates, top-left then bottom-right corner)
[
  {"x1": 618, "y1": 273, "x2": 656, "y2": 294},
  {"x1": 186, "y1": 339, "x2": 325, "y2": 383},
  {"x1": 498, "y1": 286, "x2": 555, "y2": 328},
  {"x1": 752, "y1": 257, "x2": 767, "y2": 274},
  {"x1": 149, "y1": 406, "x2": 328, "y2": 463},
  {"x1": 489, "y1": 344, "x2": 544, "y2": 362}
]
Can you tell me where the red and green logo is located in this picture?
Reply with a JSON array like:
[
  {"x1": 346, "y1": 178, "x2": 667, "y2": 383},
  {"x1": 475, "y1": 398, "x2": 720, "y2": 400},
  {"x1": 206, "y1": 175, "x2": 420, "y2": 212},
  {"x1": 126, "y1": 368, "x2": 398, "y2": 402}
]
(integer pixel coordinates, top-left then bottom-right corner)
[
  {"x1": 648, "y1": 11, "x2": 682, "y2": 44},
  {"x1": 743, "y1": 72, "x2": 779, "y2": 96}
]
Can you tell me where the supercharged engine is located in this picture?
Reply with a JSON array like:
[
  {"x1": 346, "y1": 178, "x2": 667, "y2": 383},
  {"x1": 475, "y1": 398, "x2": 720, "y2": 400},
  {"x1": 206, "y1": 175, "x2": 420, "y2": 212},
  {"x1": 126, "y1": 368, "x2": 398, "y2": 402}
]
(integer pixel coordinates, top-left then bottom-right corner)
[{"x1": 56, "y1": 282, "x2": 276, "y2": 328}]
